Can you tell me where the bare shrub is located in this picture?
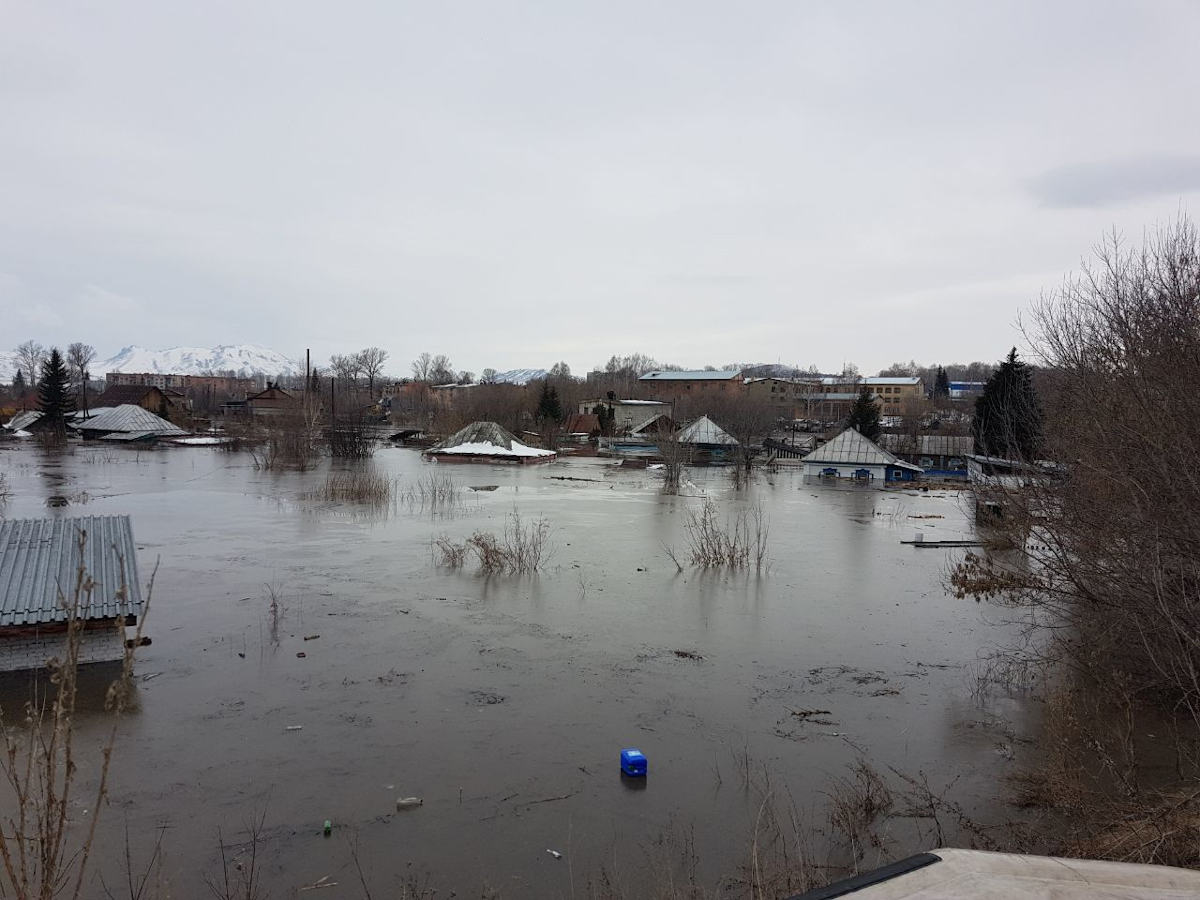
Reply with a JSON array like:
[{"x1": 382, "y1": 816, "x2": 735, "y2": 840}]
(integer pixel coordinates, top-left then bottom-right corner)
[
  {"x1": 314, "y1": 470, "x2": 395, "y2": 506},
  {"x1": 950, "y1": 216, "x2": 1200, "y2": 868},
  {"x1": 433, "y1": 535, "x2": 467, "y2": 568},
  {"x1": 440, "y1": 511, "x2": 551, "y2": 575},
  {"x1": 327, "y1": 417, "x2": 376, "y2": 459},
  {"x1": 0, "y1": 472, "x2": 10, "y2": 508},
  {"x1": 0, "y1": 531, "x2": 152, "y2": 898},
  {"x1": 229, "y1": 408, "x2": 320, "y2": 471},
  {"x1": 826, "y1": 760, "x2": 894, "y2": 869},
  {"x1": 681, "y1": 499, "x2": 769, "y2": 569}
]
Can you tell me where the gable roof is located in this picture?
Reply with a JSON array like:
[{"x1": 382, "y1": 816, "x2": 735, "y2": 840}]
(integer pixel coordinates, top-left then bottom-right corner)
[
  {"x1": 629, "y1": 413, "x2": 675, "y2": 436},
  {"x1": 0, "y1": 515, "x2": 144, "y2": 626},
  {"x1": 802, "y1": 427, "x2": 921, "y2": 470},
  {"x1": 77, "y1": 404, "x2": 188, "y2": 436},
  {"x1": 677, "y1": 415, "x2": 738, "y2": 446},
  {"x1": 639, "y1": 370, "x2": 741, "y2": 381},
  {"x1": 428, "y1": 421, "x2": 556, "y2": 458},
  {"x1": 94, "y1": 384, "x2": 167, "y2": 408},
  {"x1": 4, "y1": 410, "x2": 42, "y2": 431},
  {"x1": 564, "y1": 413, "x2": 601, "y2": 434}
]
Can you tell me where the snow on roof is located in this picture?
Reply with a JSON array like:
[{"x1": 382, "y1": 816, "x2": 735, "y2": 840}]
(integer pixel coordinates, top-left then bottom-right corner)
[
  {"x1": 864, "y1": 376, "x2": 923, "y2": 386},
  {"x1": 639, "y1": 370, "x2": 741, "y2": 381},
  {"x1": 77, "y1": 404, "x2": 188, "y2": 436},
  {"x1": 428, "y1": 421, "x2": 555, "y2": 458},
  {"x1": 802, "y1": 428, "x2": 921, "y2": 470},
  {"x1": 677, "y1": 415, "x2": 739, "y2": 446}
]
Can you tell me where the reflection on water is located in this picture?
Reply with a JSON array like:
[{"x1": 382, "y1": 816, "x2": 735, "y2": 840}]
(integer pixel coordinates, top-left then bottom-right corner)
[{"x1": 0, "y1": 443, "x2": 1030, "y2": 895}]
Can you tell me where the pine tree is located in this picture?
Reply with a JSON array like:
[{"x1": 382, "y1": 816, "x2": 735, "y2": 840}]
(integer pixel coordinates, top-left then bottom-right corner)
[
  {"x1": 934, "y1": 366, "x2": 951, "y2": 398},
  {"x1": 972, "y1": 348, "x2": 1042, "y2": 460},
  {"x1": 12, "y1": 370, "x2": 26, "y2": 394},
  {"x1": 536, "y1": 382, "x2": 562, "y2": 423},
  {"x1": 38, "y1": 348, "x2": 77, "y2": 436},
  {"x1": 846, "y1": 385, "x2": 882, "y2": 441}
]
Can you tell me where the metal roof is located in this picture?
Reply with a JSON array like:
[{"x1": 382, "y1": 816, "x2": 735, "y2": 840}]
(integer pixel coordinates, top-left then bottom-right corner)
[
  {"x1": 3, "y1": 410, "x2": 42, "y2": 431},
  {"x1": 677, "y1": 415, "x2": 739, "y2": 446},
  {"x1": 802, "y1": 428, "x2": 922, "y2": 470},
  {"x1": 77, "y1": 404, "x2": 187, "y2": 436},
  {"x1": 639, "y1": 370, "x2": 741, "y2": 381},
  {"x1": 879, "y1": 434, "x2": 974, "y2": 456},
  {"x1": 0, "y1": 516, "x2": 144, "y2": 627}
]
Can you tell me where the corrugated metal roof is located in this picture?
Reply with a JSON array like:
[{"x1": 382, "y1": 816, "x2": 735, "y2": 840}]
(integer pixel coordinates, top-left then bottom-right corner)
[
  {"x1": 880, "y1": 434, "x2": 974, "y2": 456},
  {"x1": 0, "y1": 516, "x2": 144, "y2": 626},
  {"x1": 4, "y1": 411, "x2": 42, "y2": 431},
  {"x1": 639, "y1": 370, "x2": 741, "y2": 381},
  {"x1": 677, "y1": 415, "x2": 739, "y2": 445},
  {"x1": 803, "y1": 428, "x2": 921, "y2": 470},
  {"x1": 78, "y1": 404, "x2": 187, "y2": 436}
]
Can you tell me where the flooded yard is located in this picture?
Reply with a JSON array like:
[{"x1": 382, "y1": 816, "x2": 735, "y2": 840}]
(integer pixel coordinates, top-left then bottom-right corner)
[{"x1": 0, "y1": 443, "x2": 1029, "y2": 896}]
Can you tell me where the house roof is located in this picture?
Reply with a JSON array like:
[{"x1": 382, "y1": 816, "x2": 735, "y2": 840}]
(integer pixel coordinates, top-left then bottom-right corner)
[
  {"x1": 428, "y1": 421, "x2": 555, "y2": 458},
  {"x1": 94, "y1": 384, "x2": 166, "y2": 407},
  {"x1": 677, "y1": 415, "x2": 739, "y2": 446},
  {"x1": 564, "y1": 413, "x2": 601, "y2": 434},
  {"x1": 802, "y1": 428, "x2": 922, "y2": 471},
  {"x1": 879, "y1": 434, "x2": 975, "y2": 457},
  {"x1": 78, "y1": 404, "x2": 188, "y2": 436},
  {"x1": 629, "y1": 413, "x2": 675, "y2": 435},
  {"x1": 0, "y1": 515, "x2": 144, "y2": 626},
  {"x1": 639, "y1": 370, "x2": 741, "y2": 381},
  {"x1": 4, "y1": 410, "x2": 42, "y2": 431}
]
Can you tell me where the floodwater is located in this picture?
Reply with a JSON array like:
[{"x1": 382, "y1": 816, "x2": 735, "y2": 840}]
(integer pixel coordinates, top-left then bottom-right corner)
[{"x1": 0, "y1": 443, "x2": 1030, "y2": 896}]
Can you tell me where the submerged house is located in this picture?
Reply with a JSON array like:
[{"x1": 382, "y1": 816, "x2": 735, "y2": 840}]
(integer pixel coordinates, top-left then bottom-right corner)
[
  {"x1": 0, "y1": 516, "x2": 145, "y2": 673},
  {"x1": 598, "y1": 413, "x2": 677, "y2": 459},
  {"x1": 76, "y1": 404, "x2": 189, "y2": 442},
  {"x1": 879, "y1": 434, "x2": 974, "y2": 479},
  {"x1": 425, "y1": 421, "x2": 557, "y2": 465},
  {"x1": 800, "y1": 428, "x2": 922, "y2": 483},
  {"x1": 676, "y1": 415, "x2": 739, "y2": 463}
]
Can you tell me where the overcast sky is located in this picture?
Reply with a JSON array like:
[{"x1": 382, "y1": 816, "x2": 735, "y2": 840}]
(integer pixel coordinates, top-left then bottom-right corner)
[{"x1": 3, "y1": 1, "x2": 1199, "y2": 376}]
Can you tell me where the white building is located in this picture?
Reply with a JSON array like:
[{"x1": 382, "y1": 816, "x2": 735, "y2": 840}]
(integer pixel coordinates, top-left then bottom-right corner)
[{"x1": 801, "y1": 428, "x2": 923, "y2": 483}]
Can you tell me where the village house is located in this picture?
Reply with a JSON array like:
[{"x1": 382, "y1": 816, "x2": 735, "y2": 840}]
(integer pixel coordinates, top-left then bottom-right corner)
[
  {"x1": 800, "y1": 427, "x2": 922, "y2": 482},
  {"x1": 577, "y1": 397, "x2": 670, "y2": 432},
  {"x1": 879, "y1": 434, "x2": 974, "y2": 478},
  {"x1": 93, "y1": 383, "x2": 188, "y2": 423},
  {"x1": 76, "y1": 404, "x2": 189, "y2": 442},
  {"x1": 0, "y1": 516, "x2": 146, "y2": 673},
  {"x1": 636, "y1": 370, "x2": 744, "y2": 401},
  {"x1": 425, "y1": 421, "x2": 556, "y2": 465}
]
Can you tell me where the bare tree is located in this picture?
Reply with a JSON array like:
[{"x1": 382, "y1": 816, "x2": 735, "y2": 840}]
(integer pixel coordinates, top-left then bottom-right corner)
[
  {"x1": 356, "y1": 347, "x2": 388, "y2": 396},
  {"x1": 66, "y1": 342, "x2": 96, "y2": 414},
  {"x1": 15, "y1": 339, "x2": 46, "y2": 388},
  {"x1": 329, "y1": 353, "x2": 360, "y2": 383},
  {"x1": 411, "y1": 352, "x2": 433, "y2": 382},
  {"x1": 951, "y1": 217, "x2": 1200, "y2": 863},
  {"x1": 429, "y1": 354, "x2": 454, "y2": 384}
]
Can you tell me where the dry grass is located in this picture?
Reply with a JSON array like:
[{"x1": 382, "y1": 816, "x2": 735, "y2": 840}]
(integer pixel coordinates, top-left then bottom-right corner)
[
  {"x1": 399, "y1": 473, "x2": 460, "y2": 510},
  {"x1": 313, "y1": 470, "x2": 396, "y2": 506}
]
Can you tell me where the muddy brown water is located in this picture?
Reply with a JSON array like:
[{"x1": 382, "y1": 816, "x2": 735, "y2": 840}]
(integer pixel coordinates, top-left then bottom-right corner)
[{"x1": 0, "y1": 444, "x2": 1030, "y2": 896}]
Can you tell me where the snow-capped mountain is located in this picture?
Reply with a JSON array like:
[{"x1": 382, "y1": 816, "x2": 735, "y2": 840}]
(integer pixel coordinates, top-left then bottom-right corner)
[
  {"x1": 99, "y1": 344, "x2": 302, "y2": 378},
  {"x1": 0, "y1": 352, "x2": 16, "y2": 383},
  {"x1": 486, "y1": 368, "x2": 548, "y2": 385}
]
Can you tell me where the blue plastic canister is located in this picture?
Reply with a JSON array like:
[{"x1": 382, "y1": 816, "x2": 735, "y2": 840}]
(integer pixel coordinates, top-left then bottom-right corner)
[{"x1": 620, "y1": 748, "x2": 647, "y2": 777}]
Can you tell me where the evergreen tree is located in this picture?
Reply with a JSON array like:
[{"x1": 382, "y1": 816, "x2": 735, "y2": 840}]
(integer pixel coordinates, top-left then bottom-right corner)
[
  {"x1": 12, "y1": 370, "x2": 26, "y2": 394},
  {"x1": 845, "y1": 385, "x2": 882, "y2": 441},
  {"x1": 592, "y1": 403, "x2": 615, "y2": 436},
  {"x1": 972, "y1": 348, "x2": 1042, "y2": 460},
  {"x1": 37, "y1": 347, "x2": 76, "y2": 436},
  {"x1": 536, "y1": 382, "x2": 562, "y2": 423},
  {"x1": 933, "y1": 366, "x2": 951, "y2": 398}
]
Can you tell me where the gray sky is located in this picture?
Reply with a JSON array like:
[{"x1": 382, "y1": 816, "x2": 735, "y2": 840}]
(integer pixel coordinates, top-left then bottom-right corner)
[{"x1": 3, "y1": 1, "x2": 1199, "y2": 376}]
